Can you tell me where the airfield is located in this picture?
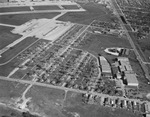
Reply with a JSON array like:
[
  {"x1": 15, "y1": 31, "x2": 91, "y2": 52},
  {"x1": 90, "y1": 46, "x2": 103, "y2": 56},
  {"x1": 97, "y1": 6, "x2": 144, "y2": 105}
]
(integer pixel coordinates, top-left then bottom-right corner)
[{"x1": 0, "y1": 0, "x2": 149, "y2": 117}]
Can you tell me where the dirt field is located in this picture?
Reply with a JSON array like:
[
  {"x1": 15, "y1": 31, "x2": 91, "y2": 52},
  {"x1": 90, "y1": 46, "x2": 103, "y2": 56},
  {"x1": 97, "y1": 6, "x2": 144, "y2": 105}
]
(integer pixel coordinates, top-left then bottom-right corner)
[
  {"x1": 58, "y1": 3, "x2": 116, "y2": 25},
  {"x1": 0, "y1": 12, "x2": 60, "y2": 25},
  {"x1": 0, "y1": 26, "x2": 21, "y2": 50}
]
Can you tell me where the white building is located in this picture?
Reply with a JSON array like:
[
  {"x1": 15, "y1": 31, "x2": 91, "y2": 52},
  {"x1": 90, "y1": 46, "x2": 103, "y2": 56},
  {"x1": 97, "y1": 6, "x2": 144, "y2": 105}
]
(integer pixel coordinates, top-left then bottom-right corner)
[
  {"x1": 125, "y1": 73, "x2": 138, "y2": 87},
  {"x1": 98, "y1": 56, "x2": 112, "y2": 77}
]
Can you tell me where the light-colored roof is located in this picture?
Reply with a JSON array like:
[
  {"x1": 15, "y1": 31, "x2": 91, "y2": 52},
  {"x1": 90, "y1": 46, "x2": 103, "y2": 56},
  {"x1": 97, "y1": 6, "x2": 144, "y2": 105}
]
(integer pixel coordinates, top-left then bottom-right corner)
[
  {"x1": 99, "y1": 56, "x2": 111, "y2": 73},
  {"x1": 125, "y1": 73, "x2": 138, "y2": 85}
]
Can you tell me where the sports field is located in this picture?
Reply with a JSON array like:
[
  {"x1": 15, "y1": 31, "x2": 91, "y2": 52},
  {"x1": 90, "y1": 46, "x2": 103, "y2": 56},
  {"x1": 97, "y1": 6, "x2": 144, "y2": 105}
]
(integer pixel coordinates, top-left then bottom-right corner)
[
  {"x1": 0, "y1": 26, "x2": 21, "y2": 50},
  {"x1": 58, "y1": 3, "x2": 116, "y2": 25},
  {"x1": 0, "y1": 12, "x2": 60, "y2": 25},
  {"x1": 0, "y1": 6, "x2": 30, "y2": 13},
  {"x1": 33, "y1": 5, "x2": 60, "y2": 10}
]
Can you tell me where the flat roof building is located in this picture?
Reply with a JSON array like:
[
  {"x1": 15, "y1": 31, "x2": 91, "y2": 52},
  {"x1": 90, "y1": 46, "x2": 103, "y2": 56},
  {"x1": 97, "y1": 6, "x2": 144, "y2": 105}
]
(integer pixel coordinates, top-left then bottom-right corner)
[
  {"x1": 125, "y1": 73, "x2": 138, "y2": 87},
  {"x1": 98, "y1": 56, "x2": 112, "y2": 76}
]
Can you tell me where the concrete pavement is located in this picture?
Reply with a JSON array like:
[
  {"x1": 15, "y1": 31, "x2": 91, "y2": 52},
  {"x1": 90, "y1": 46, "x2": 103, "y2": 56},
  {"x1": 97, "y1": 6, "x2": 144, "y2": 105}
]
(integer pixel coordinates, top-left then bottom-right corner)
[
  {"x1": 0, "y1": 23, "x2": 17, "y2": 28},
  {"x1": 0, "y1": 9, "x2": 86, "y2": 16}
]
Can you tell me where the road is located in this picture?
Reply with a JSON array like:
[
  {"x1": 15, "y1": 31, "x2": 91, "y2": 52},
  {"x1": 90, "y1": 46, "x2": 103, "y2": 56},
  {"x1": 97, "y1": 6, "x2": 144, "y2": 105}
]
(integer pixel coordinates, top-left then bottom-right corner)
[
  {"x1": 0, "y1": 75, "x2": 146, "y2": 104},
  {"x1": 0, "y1": 9, "x2": 86, "y2": 16},
  {"x1": 0, "y1": 1, "x2": 79, "y2": 8},
  {"x1": 110, "y1": 0, "x2": 150, "y2": 81},
  {"x1": 0, "y1": 23, "x2": 17, "y2": 28}
]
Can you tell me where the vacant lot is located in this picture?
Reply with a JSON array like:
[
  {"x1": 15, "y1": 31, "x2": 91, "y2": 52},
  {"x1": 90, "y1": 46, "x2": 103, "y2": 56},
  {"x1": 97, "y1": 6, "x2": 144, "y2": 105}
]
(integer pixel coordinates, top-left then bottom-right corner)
[
  {"x1": 0, "y1": 26, "x2": 21, "y2": 49},
  {"x1": 0, "y1": 80, "x2": 30, "y2": 117},
  {"x1": 33, "y1": 5, "x2": 60, "y2": 10},
  {"x1": 0, "y1": 6, "x2": 30, "y2": 13},
  {"x1": 0, "y1": 80, "x2": 28, "y2": 103},
  {"x1": 0, "y1": 12, "x2": 60, "y2": 25},
  {"x1": 62, "y1": 5, "x2": 79, "y2": 9},
  {"x1": 58, "y1": 3, "x2": 116, "y2": 25},
  {"x1": 63, "y1": 91, "x2": 142, "y2": 117},
  {"x1": 26, "y1": 86, "x2": 65, "y2": 117}
]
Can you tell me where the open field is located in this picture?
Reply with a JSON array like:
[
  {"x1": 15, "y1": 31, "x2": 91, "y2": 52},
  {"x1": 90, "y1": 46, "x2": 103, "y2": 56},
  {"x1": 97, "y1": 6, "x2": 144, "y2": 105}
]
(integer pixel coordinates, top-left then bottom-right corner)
[
  {"x1": 0, "y1": 80, "x2": 28, "y2": 103},
  {"x1": 62, "y1": 5, "x2": 79, "y2": 9},
  {"x1": 0, "y1": 12, "x2": 60, "y2": 25},
  {"x1": 0, "y1": 58, "x2": 19, "y2": 76},
  {"x1": 0, "y1": 6, "x2": 30, "y2": 13},
  {"x1": 76, "y1": 33, "x2": 131, "y2": 59},
  {"x1": 63, "y1": 91, "x2": 142, "y2": 117},
  {"x1": 0, "y1": 105, "x2": 22, "y2": 117},
  {"x1": 0, "y1": 80, "x2": 35, "y2": 117},
  {"x1": 0, "y1": 26, "x2": 21, "y2": 49},
  {"x1": 58, "y1": 3, "x2": 116, "y2": 25},
  {"x1": 33, "y1": 5, "x2": 61, "y2": 10},
  {"x1": 26, "y1": 86, "x2": 65, "y2": 117},
  {"x1": 0, "y1": 37, "x2": 38, "y2": 64},
  {"x1": 138, "y1": 34, "x2": 150, "y2": 62},
  {"x1": 0, "y1": 58, "x2": 21, "y2": 77}
]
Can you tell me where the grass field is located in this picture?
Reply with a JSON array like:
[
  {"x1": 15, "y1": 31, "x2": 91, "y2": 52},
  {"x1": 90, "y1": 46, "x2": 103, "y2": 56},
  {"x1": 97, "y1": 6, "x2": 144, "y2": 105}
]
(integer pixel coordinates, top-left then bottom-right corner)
[
  {"x1": 0, "y1": 80, "x2": 28, "y2": 103},
  {"x1": 0, "y1": 58, "x2": 21, "y2": 77},
  {"x1": 0, "y1": 105, "x2": 22, "y2": 117},
  {"x1": 63, "y1": 91, "x2": 142, "y2": 117},
  {"x1": 0, "y1": 37, "x2": 38, "y2": 64},
  {"x1": 0, "y1": 6, "x2": 30, "y2": 13},
  {"x1": 33, "y1": 5, "x2": 60, "y2": 10},
  {"x1": 0, "y1": 26, "x2": 21, "y2": 50},
  {"x1": 138, "y1": 34, "x2": 150, "y2": 62},
  {"x1": 58, "y1": 3, "x2": 117, "y2": 25},
  {"x1": 26, "y1": 86, "x2": 65, "y2": 117},
  {"x1": 62, "y1": 5, "x2": 79, "y2": 9},
  {"x1": 76, "y1": 33, "x2": 131, "y2": 60},
  {"x1": 0, "y1": 80, "x2": 32, "y2": 117},
  {"x1": 0, "y1": 12, "x2": 60, "y2": 25}
]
